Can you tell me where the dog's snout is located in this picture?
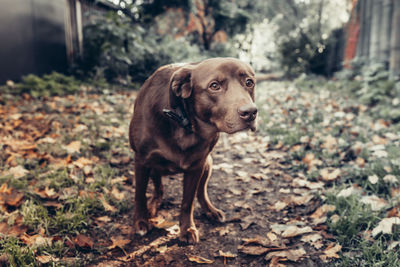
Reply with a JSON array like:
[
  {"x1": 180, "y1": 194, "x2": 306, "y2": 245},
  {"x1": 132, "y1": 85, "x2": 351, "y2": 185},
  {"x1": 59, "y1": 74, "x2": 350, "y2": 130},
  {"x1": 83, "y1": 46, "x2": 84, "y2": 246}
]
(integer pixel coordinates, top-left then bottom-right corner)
[{"x1": 238, "y1": 103, "x2": 258, "y2": 121}]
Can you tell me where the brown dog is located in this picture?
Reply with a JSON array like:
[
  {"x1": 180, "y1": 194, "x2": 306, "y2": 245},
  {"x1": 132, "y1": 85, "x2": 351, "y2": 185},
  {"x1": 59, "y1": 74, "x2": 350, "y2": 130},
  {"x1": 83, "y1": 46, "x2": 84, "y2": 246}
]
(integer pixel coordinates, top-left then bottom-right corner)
[{"x1": 129, "y1": 57, "x2": 257, "y2": 243}]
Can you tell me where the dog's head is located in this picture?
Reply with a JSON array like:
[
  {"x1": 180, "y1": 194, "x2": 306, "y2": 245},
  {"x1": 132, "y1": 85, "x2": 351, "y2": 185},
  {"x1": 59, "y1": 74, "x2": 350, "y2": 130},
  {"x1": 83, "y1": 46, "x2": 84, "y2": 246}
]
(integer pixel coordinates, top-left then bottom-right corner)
[{"x1": 170, "y1": 58, "x2": 257, "y2": 134}]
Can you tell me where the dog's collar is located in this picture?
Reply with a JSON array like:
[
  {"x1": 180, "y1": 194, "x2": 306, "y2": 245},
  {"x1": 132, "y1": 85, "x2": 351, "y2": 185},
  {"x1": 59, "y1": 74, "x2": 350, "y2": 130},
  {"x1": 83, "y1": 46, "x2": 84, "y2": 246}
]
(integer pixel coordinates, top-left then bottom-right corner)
[{"x1": 163, "y1": 106, "x2": 193, "y2": 133}]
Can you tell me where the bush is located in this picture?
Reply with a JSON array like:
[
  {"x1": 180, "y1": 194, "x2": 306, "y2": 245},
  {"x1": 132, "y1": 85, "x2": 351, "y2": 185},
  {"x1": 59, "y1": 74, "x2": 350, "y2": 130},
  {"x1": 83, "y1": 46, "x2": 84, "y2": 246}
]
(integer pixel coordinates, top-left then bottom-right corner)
[
  {"x1": 333, "y1": 61, "x2": 400, "y2": 122},
  {"x1": 0, "y1": 72, "x2": 81, "y2": 97},
  {"x1": 79, "y1": 12, "x2": 202, "y2": 84}
]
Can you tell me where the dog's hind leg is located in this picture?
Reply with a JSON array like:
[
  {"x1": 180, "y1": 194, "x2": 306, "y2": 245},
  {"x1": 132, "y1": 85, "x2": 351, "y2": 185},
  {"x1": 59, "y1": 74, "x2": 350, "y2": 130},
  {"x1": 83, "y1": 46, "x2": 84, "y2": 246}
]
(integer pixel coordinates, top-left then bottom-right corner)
[
  {"x1": 149, "y1": 171, "x2": 163, "y2": 217},
  {"x1": 197, "y1": 155, "x2": 225, "y2": 222},
  {"x1": 134, "y1": 162, "x2": 152, "y2": 236}
]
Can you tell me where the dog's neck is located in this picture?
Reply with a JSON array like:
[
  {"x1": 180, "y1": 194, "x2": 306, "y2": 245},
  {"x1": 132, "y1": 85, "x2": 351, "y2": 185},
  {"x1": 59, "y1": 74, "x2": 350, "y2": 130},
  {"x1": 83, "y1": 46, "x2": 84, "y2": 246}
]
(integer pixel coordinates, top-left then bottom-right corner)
[{"x1": 164, "y1": 96, "x2": 219, "y2": 143}]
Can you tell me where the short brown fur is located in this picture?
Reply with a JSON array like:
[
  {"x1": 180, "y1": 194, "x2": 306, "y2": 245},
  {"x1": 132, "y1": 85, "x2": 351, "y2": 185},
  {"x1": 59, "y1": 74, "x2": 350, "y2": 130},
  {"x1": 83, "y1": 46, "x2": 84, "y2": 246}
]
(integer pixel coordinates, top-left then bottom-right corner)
[{"x1": 129, "y1": 57, "x2": 257, "y2": 243}]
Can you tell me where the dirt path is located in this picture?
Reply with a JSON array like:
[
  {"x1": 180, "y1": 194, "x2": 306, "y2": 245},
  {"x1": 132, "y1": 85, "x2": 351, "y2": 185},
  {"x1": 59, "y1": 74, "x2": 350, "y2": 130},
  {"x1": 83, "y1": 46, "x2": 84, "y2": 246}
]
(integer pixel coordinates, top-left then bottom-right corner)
[
  {"x1": 1, "y1": 81, "x2": 347, "y2": 266},
  {"x1": 91, "y1": 83, "x2": 338, "y2": 267}
]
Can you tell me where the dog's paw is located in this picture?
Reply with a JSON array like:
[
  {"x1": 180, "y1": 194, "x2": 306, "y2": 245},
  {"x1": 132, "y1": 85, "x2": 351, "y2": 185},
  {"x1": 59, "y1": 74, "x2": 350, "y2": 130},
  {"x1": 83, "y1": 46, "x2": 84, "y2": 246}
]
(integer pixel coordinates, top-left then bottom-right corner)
[
  {"x1": 179, "y1": 226, "x2": 199, "y2": 244},
  {"x1": 205, "y1": 208, "x2": 225, "y2": 223},
  {"x1": 148, "y1": 197, "x2": 162, "y2": 217},
  {"x1": 134, "y1": 218, "x2": 152, "y2": 236}
]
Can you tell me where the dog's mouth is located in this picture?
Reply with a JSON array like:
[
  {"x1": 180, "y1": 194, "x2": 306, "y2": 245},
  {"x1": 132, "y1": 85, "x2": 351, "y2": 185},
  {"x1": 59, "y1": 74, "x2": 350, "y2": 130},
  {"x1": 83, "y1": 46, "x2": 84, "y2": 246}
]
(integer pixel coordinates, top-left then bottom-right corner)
[{"x1": 225, "y1": 120, "x2": 257, "y2": 133}]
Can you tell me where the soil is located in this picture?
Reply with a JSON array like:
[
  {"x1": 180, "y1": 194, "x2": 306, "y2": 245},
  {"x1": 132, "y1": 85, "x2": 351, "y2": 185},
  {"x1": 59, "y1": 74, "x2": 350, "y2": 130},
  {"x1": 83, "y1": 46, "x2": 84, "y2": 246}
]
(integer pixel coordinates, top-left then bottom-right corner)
[{"x1": 90, "y1": 131, "x2": 328, "y2": 266}]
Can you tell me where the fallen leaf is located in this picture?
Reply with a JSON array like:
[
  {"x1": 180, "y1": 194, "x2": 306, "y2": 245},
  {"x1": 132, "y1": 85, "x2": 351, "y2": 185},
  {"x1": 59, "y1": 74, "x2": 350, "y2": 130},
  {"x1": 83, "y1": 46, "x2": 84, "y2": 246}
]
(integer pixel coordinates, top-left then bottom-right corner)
[
  {"x1": 337, "y1": 185, "x2": 363, "y2": 198},
  {"x1": 388, "y1": 241, "x2": 400, "y2": 250},
  {"x1": 281, "y1": 225, "x2": 313, "y2": 238},
  {"x1": 187, "y1": 255, "x2": 214, "y2": 264},
  {"x1": 36, "y1": 255, "x2": 58, "y2": 264},
  {"x1": 2, "y1": 166, "x2": 28, "y2": 179},
  {"x1": 96, "y1": 216, "x2": 112, "y2": 223},
  {"x1": 238, "y1": 245, "x2": 271, "y2": 255},
  {"x1": 265, "y1": 247, "x2": 306, "y2": 262},
  {"x1": 111, "y1": 186, "x2": 125, "y2": 201},
  {"x1": 0, "y1": 187, "x2": 24, "y2": 207},
  {"x1": 360, "y1": 195, "x2": 388, "y2": 211},
  {"x1": 33, "y1": 186, "x2": 58, "y2": 199},
  {"x1": 301, "y1": 233, "x2": 322, "y2": 243},
  {"x1": 320, "y1": 168, "x2": 341, "y2": 181},
  {"x1": 72, "y1": 157, "x2": 93, "y2": 168},
  {"x1": 267, "y1": 232, "x2": 278, "y2": 242},
  {"x1": 218, "y1": 250, "x2": 237, "y2": 258},
  {"x1": 63, "y1": 141, "x2": 81, "y2": 154},
  {"x1": 383, "y1": 174, "x2": 397, "y2": 183},
  {"x1": 271, "y1": 201, "x2": 287, "y2": 211},
  {"x1": 321, "y1": 135, "x2": 337, "y2": 151},
  {"x1": 100, "y1": 196, "x2": 117, "y2": 212},
  {"x1": 21, "y1": 234, "x2": 52, "y2": 248},
  {"x1": 290, "y1": 194, "x2": 314, "y2": 206},
  {"x1": 368, "y1": 175, "x2": 379, "y2": 184},
  {"x1": 320, "y1": 243, "x2": 341, "y2": 261},
  {"x1": 108, "y1": 236, "x2": 131, "y2": 250},
  {"x1": 149, "y1": 216, "x2": 178, "y2": 229},
  {"x1": 371, "y1": 217, "x2": 400, "y2": 237},
  {"x1": 310, "y1": 204, "x2": 336, "y2": 220},
  {"x1": 74, "y1": 234, "x2": 93, "y2": 249}
]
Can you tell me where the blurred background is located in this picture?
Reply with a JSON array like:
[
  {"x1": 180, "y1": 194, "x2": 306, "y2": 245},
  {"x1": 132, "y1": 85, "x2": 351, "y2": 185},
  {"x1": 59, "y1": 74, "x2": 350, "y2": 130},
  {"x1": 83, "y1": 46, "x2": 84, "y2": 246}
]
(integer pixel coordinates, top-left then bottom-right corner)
[{"x1": 0, "y1": 0, "x2": 399, "y2": 85}]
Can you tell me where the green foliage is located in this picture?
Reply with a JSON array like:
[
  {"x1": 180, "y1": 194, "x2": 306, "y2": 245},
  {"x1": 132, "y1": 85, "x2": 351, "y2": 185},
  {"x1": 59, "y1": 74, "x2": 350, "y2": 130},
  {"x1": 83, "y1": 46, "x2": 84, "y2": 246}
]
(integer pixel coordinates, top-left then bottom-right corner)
[
  {"x1": 0, "y1": 237, "x2": 36, "y2": 267},
  {"x1": 80, "y1": 12, "x2": 201, "y2": 84},
  {"x1": 1, "y1": 73, "x2": 78, "y2": 97},
  {"x1": 333, "y1": 62, "x2": 400, "y2": 122},
  {"x1": 0, "y1": 72, "x2": 81, "y2": 97},
  {"x1": 333, "y1": 238, "x2": 400, "y2": 267},
  {"x1": 326, "y1": 194, "x2": 380, "y2": 247}
]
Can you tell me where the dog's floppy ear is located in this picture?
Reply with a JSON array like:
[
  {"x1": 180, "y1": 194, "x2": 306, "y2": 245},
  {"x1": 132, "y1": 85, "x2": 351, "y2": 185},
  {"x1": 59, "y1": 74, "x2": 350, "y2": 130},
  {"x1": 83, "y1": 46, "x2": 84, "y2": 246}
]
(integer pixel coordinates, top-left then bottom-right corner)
[{"x1": 170, "y1": 67, "x2": 193, "y2": 100}]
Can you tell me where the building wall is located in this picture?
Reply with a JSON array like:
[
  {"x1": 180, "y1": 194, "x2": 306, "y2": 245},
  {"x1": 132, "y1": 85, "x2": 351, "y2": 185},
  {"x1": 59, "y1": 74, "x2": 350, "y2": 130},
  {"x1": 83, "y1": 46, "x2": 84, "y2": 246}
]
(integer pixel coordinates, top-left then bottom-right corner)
[{"x1": 0, "y1": 0, "x2": 68, "y2": 83}]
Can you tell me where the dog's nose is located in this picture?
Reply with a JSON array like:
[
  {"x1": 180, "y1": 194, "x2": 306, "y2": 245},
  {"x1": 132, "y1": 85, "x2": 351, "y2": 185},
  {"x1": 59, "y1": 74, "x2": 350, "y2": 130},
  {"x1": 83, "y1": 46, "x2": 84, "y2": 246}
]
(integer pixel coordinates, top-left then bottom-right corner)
[{"x1": 238, "y1": 103, "x2": 258, "y2": 122}]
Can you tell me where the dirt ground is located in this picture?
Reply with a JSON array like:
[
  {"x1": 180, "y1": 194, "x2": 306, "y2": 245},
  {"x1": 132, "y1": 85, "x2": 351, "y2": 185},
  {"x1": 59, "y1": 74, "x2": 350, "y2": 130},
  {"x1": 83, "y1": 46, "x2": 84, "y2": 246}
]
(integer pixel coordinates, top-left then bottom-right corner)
[{"x1": 90, "y1": 125, "x2": 330, "y2": 266}]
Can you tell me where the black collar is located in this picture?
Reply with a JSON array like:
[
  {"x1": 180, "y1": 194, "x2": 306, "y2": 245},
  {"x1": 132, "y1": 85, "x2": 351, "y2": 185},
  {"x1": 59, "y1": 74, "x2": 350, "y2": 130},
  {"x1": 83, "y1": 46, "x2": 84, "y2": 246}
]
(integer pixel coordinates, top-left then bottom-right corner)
[{"x1": 163, "y1": 101, "x2": 193, "y2": 133}]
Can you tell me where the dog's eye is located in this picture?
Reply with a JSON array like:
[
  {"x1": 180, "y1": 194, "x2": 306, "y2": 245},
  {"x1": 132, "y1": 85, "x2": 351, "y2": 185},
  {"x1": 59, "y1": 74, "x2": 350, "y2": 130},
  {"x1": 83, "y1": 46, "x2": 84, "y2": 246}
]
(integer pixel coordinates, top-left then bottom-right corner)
[
  {"x1": 209, "y1": 82, "x2": 220, "y2": 91},
  {"x1": 245, "y1": 79, "x2": 254, "y2": 87}
]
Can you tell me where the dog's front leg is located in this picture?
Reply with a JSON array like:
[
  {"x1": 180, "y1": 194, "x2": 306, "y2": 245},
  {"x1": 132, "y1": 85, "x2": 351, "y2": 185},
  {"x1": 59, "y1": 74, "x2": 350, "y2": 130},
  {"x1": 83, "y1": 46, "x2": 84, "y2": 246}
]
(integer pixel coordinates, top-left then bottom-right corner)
[
  {"x1": 134, "y1": 161, "x2": 151, "y2": 236},
  {"x1": 180, "y1": 166, "x2": 204, "y2": 243},
  {"x1": 197, "y1": 155, "x2": 225, "y2": 222}
]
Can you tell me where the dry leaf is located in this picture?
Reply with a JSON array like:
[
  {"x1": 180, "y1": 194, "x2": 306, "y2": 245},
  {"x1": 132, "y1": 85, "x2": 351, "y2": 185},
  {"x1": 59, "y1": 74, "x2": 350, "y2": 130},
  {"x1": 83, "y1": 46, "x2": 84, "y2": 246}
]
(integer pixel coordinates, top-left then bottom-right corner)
[
  {"x1": 36, "y1": 255, "x2": 58, "y2": 264},
  {"x1": 368, "y1": 175, "x2": 379, "y2": 184},
  {"x1": 0, "y1": 186, "x2": 24, "y2": 207},
  {"x1": 360, "y1": 195, "x2": 388, "y2": 211},
  {"x1": 310, "y1": 204, "x2": 336, "y2": 220},
  {"x1": 111, "y1": 186, "x2": 125, "y2": 201},
  {"x1": 33, "y1": 186, "x2": 58, "y2": 199},
  {"x1": 320, "y1": 168, "x2": 341, "y2": 181},
  {"x1": 267, "y1": 232, "x2": 278, "y2": 242},
  {"x1": 337, "y1": 185, "x2": 362, "y2": 198},
  {"x1": 281, "y1": 225, "x2": 313, "y2": 238},
  {"x1": 238, "y1": 245, "x2": 270, "y2": 255},
  {"x1": 100, "y1": 196, "x2": 117, "y2": 212},
  {"x1": 371, "y1": 217, "x2": 400, "y2": 237},
  {"x1": 383, "y1": 174, "x2": 397, "y2": 183},
  {"x1": 265, "y1": 247, "x2": 306, "y2": 262},
  {"x1": 271, "y1": 201, "x2": 287, "y2": 211},
  {"x1": 21, "y1": 234, "x2": 52, "y2": 248},
  {"x1": 72, "y1": 157, "x2": 93, "y2": 168},
  {"x1": 63, "y1": 141, "x2": 81, "y2": 154},
  {"x1": 96, "y1": 216, "x2": 112, "y2": 223},
  {"x1": 218, "y1": 250, "x2": 237, "y2": 258},
  {"x1": 290, "y1": 194, "x2": 314, "y2": 206},
  {"x1": 187, "y1": 255, "x2": 214, "y2": 264},
  {"x1": 108, "y1": 236, "x2": 131, "y2": 250},
  {"x1": 74, "y1": 234, "x2": 94, "y2": 249},
  {"x1": 2, "y1": 166, "x2": 28, "y2": 179},
  {"x1": 320, "y1": 243, "x2": 341, "y2": 261}
]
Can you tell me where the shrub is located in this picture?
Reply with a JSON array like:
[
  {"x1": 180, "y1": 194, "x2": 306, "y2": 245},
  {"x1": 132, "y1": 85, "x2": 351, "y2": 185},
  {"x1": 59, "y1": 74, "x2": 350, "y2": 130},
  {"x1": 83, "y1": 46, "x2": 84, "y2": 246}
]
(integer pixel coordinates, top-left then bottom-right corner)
[
  {"x1": 0, "y1": 72, "x2": 81, "y2": 97},
  {"x1": 79, "y1": 12, "x2": 202, "y2": 84}
]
